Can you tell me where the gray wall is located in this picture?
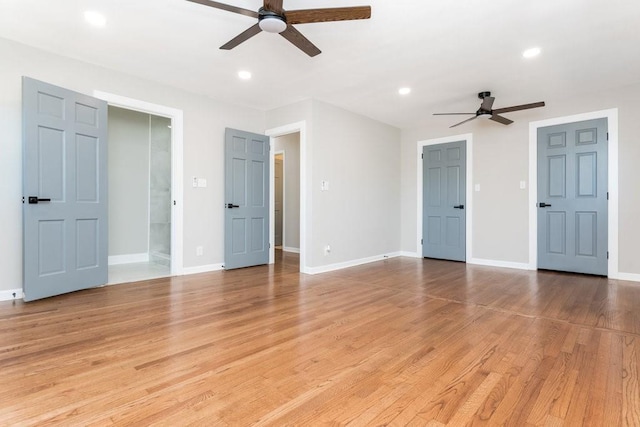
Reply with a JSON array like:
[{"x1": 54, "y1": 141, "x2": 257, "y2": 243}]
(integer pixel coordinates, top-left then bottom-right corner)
[
  {"x1": 267, "y1": 99, "x2": 402, "y2": 269},
  {"x1": 108, "y1": 106, "x2": 150, "y2": 257},
  {"x1": 400, "y1": 82, "x2": 640, "y2": 277},
  {"x1": 273, "y1": 133, "x2": 300, "y2": 251},
  {"x1": 0, "y1": 37, "x2": 264, "y2": 293}
]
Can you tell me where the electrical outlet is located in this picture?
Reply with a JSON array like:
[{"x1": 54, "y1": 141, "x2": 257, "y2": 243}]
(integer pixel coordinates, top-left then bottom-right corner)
[{"x1": 196, "y1": 246, "x2": 203, "y2": 256}]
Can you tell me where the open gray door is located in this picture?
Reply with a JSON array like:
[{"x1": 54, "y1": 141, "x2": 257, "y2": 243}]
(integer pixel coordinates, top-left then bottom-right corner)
[
  {"x1": 422, "y1": 141, "x2": 466, "y2": 261},
  {"x1": 22, "y1": 77, "x2": 108, "y2": 301},
  {"x1": 224, "y1": 128, "x2": 270, "y2": 270},
  {"x1": 537, "y1": 118, "x2": 608, "y2": 275}
]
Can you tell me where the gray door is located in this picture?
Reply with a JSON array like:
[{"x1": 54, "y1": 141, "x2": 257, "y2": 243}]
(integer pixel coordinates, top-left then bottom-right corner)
[
  {"x1": 423, "y1": 141, "x2": 466, "y2": 261},
  {"x1": 537, "y1": 118, "x2": 608, "y2": 275},
  {"x1": 22, "y1": 77, "x2": 108, "y2": 301},
  {"x1": 224, "y1": 128, "x2": 270, "y2": 269},
  {"x1": 274, "y1": 155, "x2": 283, "y2": 247}
]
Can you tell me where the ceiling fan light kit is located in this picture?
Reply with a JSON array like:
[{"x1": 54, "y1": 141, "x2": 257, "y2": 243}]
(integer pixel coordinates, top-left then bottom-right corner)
[
  {"x1": 258, "y1": 9, "x2": 287, "y2": 33},
  {"x1": 433, "y1": 91, "x2": 546, "y2": 128},
  {"x1": 187, "y1": 0, "x2": 371, "y2": 56}
]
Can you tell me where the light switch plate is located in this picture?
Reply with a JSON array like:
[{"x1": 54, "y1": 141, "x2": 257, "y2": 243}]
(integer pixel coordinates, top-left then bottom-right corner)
[{"x1": 198, "y1": 178, "x2": 207, "y2": 188}]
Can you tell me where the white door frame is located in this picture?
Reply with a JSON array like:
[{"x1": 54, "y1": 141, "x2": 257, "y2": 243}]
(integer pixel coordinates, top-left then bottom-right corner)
[
  {"x1": 266, "y1": 122, "x2": 307, "y2": 273},
  {"x1": 93, "y1": 91, "x2": 184, "y2": 276},
  {"x1": 274, "y1": 150, "x2": 286, "y2": 249},
  {"x1": 528, "y1": 108, "x2": 619, "y2": 278},
  {"x1": 416, "y1": 133, "x2": 473, "y2": 261}
]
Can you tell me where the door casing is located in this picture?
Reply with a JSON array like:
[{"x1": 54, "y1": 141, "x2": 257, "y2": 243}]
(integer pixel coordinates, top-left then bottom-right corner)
[
  {"x1": 266, "y1": 122, "x2": 307, "y2": 273},
  {"x1": 416, "y1": 133, "x2": 473, "y2": 261},
  {"x1": 528, "y1": 108, "x2": 619, "y2": 278}
]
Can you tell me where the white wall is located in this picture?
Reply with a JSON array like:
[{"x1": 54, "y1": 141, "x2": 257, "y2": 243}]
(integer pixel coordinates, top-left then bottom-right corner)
[
  {"x1": 273, "y1": 133, "x2": 300, "y2": 251},
  {"x1": 0, "y1": 37, "x2": 264, "y2": 293},
  {"x1": 401, "y1": 82, "x2": 640, "y2": 278}
]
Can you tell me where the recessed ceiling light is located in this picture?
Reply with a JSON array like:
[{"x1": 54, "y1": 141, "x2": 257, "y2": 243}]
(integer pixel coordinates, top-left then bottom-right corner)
[
  {"x1": 522, "y1": 47, "x2": 541, "y2": 58},
  {"x1": 84, "y1": 11, "x2": 106, "y2": 27},
  {"x1": 398, "y1": 87, "x2": 411, "y2": 95},
  {"x1": 238, "y1": 70, "x2": 252, "y2": 80}
]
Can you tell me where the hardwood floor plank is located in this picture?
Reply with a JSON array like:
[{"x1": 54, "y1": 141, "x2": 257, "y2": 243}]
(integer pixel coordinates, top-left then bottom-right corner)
[{"x1": 1, "y1": 253, "x2": 639, "y2": 425}]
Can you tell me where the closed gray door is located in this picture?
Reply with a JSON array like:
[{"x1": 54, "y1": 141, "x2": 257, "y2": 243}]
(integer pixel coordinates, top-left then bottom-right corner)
[
  {"x1": 423, "y1": 141, "x2": 466, "y2": 261},
  {"x1": 224, "y1": 128, "x2": 270, "y2": 269},
  {"x1": 274, "y1": 156, "x2": 283, "y2": 247},
  {"x1": 22, "y1": 77, "x2": 108, "y2": 301},
  {"x1": 537, "y1": 118, "x2": 608, "y2": 275}
]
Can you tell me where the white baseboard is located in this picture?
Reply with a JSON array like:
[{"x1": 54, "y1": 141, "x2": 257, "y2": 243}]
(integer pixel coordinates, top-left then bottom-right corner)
[
  {"x1": 283, "y1": 247, "x2": 300, "y2": 254},
  {"x1": 468, "y1": 258, "x2": 531, "y2": 271},
  {"x1": 613, "y1": 272, "x2": 640, "y2": 283},
  {"x1": 0, "y1": 288, "x2": 23, "y2": 301},
  {"x1": 109, "y1": 253, "x2": 149, "y2": 265},
  {"x1": 305, "y1": 252, "x2": 402, "y2": 275},
  {"x1": 399, "y1": 251, "x2": 420, "y2": 258},
  {"x1": 182, "y1": 263, "x2": 224, "y2": 275}
]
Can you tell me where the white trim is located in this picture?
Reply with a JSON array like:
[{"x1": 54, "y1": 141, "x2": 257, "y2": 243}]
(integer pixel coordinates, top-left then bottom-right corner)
[
  {"x1": 283, "y1": 246, "x2": 300, "y2": 254},
  {"x1": 93, "y1": 91, "x2": 184, "y2": 277},
  {"x1": 266, "y1": 122, "x2": 308, "y2": 273},
  {"x1": 468, "y1": 258, "x2": 530, "y2": 271},
  {"x1": 182, "y1": 263, "x2": 224, "y2": 275},
  {"x1": 615, "y1": 273, "x2": 640, "y2": 283},
  {"x1": 108, "y1": 253, "x2": 150, "y2": 265},
  {"x1": 528, "y1": 109, "x2": 619, "y2": 278},
  {"x1": 305, "y1": 252, "x2": 402, "y2": 275},
  {"x1": 417, "y1": 133, "x2": 473, "y2": 261},
  {"x1": 0, "y1": 289, "x2": 23, "y2": 301},
  {"x1": 399, "y1": 251, "x2": 420, "y2": 258}
]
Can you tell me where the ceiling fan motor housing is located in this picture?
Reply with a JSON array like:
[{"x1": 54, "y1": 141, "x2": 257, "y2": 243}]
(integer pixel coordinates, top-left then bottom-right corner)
[{"x1": 478, "y1": 91, "x2": 491, "y2": 99}]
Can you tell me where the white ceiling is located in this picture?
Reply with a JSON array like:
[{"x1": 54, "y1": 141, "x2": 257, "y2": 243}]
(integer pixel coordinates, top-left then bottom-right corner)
[{"x1": 1, "y1": 0, "x2": 639, "y2": 129}]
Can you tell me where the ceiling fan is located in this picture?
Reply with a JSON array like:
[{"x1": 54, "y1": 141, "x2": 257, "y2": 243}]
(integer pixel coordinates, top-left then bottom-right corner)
[
  {"x1": 434, "y1": 92, "x2": 546, "y2": 128},
  {"x1": 186, "y1": 0, "x2": 371, "y2": 57}
]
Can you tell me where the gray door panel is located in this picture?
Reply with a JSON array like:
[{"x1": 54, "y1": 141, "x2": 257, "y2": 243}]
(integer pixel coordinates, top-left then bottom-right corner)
[
  {"x1": 23, "y1": 77, "x2": 108, "y2": 301},
  {"x1": 423, "y1": 141, "x2": 466, "y2": 261},
  {"x1": 274, "y1": 157, "x2": 283, "y2": 247},
  {"x1": 224, "y1": 128, "x2": 270, "y2": 269},
  {"x1": 537, "y1": 118, "x2": 608, "y2": 275}
]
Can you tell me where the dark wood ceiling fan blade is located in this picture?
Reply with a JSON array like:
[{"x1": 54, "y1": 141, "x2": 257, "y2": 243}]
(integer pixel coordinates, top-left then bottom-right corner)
[
  {"x1": 492, "y1": 101, "x2": 545, "y2": 115},
  {"x1": 450, "y1": 116, "x2": 478, "y2": 128},
  {"x1": 285, "y1": 6, "x2": 371, "y2": 25},
  {"x1": 186, "y1": 0, "x2": 259, "y2": 18},
  {"x1": 489, "y1": 114, "x2": 514, "y2": 125},
  {"x1": 480, "y1": 96, "x2": 495, "y2": 111},
  {"x1": 220, "y1": 24, "x2": 262, "y2": 50},
  {"x1": 264, "y1": 0, "x2": 284, "y2": 14},
  {"x1": 433, "y1": 113, "x2": 475, "y2": 116},
  {"x1": 280, "y1": 26, "x2": 321, "y2": 57}
]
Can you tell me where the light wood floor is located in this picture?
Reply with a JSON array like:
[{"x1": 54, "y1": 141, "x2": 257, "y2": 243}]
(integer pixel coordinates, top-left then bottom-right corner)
[{"x1": 1, "y1": 252, "x2": 639, "y2": 426}]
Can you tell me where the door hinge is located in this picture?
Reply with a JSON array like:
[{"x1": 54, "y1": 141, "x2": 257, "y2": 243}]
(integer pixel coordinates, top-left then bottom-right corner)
[
  {"x1": 421, "y1": 153, "x2": 423, "y2": 159},
  {"x1": 269, "y1": 243, "x2": 271, "y2": 248},
  {"x1": 607, "y1": 251, "x2": 609, "y2": 259},
  {"x1": 607, "y1": 132, "x2": 609, "y2": 141},
  {"x1": 421, "y1": 238, "x2": 423, "y2": 245},
  {"x1": 607, "y1": 192, "x2": 609, "y2": 200}
]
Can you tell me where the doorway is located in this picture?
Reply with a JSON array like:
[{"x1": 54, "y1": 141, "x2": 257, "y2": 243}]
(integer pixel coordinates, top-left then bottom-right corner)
[
  {"x1": 529, "y1": 109, "x2": 619, "y2": 277},
  {"x1": 272, "y1": 134, "x2": 300, "y2": 263},
  {"x1": 94, "y1": 90, "x2": 184, "y2": 282},
  {"x1": 107, "y1": 106, "x2": 172, "y2": 284},
  {"x1": 266, "y1": 123, "x2": 306, "y2": 272},
  {"x1": 416, "y1": 134, "x2": 473, "y2": 261}
]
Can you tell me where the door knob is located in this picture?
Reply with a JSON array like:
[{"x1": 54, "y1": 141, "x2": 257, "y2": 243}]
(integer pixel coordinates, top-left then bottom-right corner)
[
  {"x1": 28, "y1": 196, "x2": 51, "y2": 204},
  {"x1": 227, "y1": 203, "x2": 240, "y2": 208},
  {"x1": 453, "y1": 205, "x2": 464, "y2": 209},
  {"x1": 538, "y1": 202, "x2": 552, "y2": 208}
]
